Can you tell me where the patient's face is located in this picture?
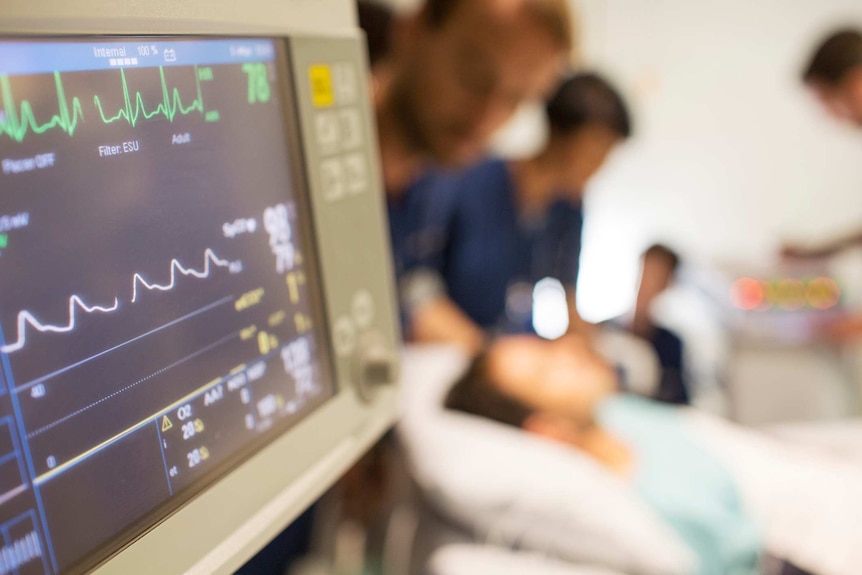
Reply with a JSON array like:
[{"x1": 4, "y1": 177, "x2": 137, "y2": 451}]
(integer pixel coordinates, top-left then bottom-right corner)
[{"x1": 487, "y1": 335, "x2": 617, "y2": 423}]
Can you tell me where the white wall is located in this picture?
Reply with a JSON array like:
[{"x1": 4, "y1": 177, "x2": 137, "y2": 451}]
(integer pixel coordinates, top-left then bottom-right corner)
[{"x1": 569, "y1": 0, "x2": 862, "y2": 321}]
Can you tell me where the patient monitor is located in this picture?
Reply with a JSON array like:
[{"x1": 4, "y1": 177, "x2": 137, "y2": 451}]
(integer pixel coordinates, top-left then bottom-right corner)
[{"x1": 0, "y1": 1, "x2": 400, "y2": 573}]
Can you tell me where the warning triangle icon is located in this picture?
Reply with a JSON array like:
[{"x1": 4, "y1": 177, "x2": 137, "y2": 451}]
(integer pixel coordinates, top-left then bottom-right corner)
[{"x1": 161, "y1": 415, "x2": 173, "y2": 432}]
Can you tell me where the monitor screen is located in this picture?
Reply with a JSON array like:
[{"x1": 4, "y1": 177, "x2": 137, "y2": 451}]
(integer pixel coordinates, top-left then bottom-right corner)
[{"x1": 0, "y1": 36, "x2": 334, "y2": 574}]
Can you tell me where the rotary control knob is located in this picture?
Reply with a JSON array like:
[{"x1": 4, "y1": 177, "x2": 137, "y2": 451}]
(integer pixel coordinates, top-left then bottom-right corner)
[{"x1": 353, "y1": 332, "x2": 398, "y2": 402}]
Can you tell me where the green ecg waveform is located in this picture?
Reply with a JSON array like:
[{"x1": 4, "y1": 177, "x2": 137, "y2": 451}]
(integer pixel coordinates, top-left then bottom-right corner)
[
  {"x1": 0, "y1": 65, "x2": 218, "y2": 142},
  {"x1": 94, "y1": 66, "x2": 220, "y2": 126},
  {"x1": 1, "y1": 72, "x2": 85, "y2": 142}
]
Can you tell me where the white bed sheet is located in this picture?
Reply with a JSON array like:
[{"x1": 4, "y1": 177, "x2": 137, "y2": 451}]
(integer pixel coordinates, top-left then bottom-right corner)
[
  {"x1": 687, "y1": 411, "x2": 862, "y2": 575},
  {"x1": 427, "y1": 544, "x2": 627, "y2": 575}
]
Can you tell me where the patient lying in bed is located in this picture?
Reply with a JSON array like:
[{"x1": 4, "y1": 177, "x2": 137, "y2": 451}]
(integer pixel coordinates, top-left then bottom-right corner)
[{"x1": 444, "y1": 335, "x2": 862, "y2": 575}]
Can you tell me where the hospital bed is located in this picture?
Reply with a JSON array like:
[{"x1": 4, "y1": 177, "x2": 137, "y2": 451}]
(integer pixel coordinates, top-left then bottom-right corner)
[{"x1": 397, "y1": 345, "x2": 862, "y2": 575}]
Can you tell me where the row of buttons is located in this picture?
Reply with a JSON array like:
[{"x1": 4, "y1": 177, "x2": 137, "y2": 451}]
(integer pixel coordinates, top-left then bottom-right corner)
[
  {"x1": 320, "y1": 153, "x2": 368, "y2": 202},
  {"x1": 308, "y1": 64, "x2": 392, "y2": 387},
  {"x1": 309, "y1": 61, "x2": 369, "y2": 204},
  {"x1": 309, "y1": 62, "x2": 359, "y2": 108},
  {"x1": 332, "y1": 63, "x2": 359, "y2": 106},
  {"x1": 333, "y1": 290, "x2": 376, "y2": 357},
  {"x1": 315, "y1": 108, "x2": 363, "y2": 156}
]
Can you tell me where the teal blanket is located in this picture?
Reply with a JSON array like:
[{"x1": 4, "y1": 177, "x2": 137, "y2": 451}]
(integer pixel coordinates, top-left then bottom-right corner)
[{"x1": 598, "y1": 396, "x2": 760, "y2": 575}]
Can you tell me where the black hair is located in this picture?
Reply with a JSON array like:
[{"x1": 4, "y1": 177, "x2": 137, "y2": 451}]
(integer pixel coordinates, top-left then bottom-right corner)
[
  {"x1": 643, "y1": 243, "x2": 680, "y2": 273},
  {"x1": 357, "y1": 0, "x2": 395, "y2": 67},
  {"x1": 545, "y1": 72, "x2": 632, "y2": 138},
  {"x1": 803, "y1": 29, "x2": 862, "y2": 86},
  {"x1": 444, "y1": 353, "x2": 531, "y2": 428},
  {"x1": 424, "y1": 0, "x2": 458, "y2": 27}
]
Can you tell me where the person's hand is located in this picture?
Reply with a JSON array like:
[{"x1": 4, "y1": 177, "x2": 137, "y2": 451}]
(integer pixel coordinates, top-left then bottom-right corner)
[
  {"x1": 781, "y1": 243, "x2": 836, "y2": 260},
  {"x1": 566, "y1": 313, "x2": 597, "y2": 343},
  {"x1": 817, "y1": 314, "x2": 862, "y2": 344},
  {"x1": 409, "y1": 296, "x2": 487, "y2": 358}
]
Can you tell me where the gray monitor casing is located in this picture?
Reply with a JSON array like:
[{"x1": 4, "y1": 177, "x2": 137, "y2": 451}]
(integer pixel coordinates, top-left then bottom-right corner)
[{"x1": 0, "y1": 2, "x2": 401, "y2": 573}]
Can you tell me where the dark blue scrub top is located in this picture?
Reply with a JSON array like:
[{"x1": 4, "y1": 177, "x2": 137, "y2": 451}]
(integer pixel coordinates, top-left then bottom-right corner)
[
  {"x1": 649, "y1": 327, "x2": 689, "y2": 405},
  {"x1": 609, "y1": 318, "x2": 690, "y2": 405},
  {"x1": 400, "y1": 158, "x2": 584, "y2": 332},
  {"x1": 387, "y1": 170, "x2": 459, "y2": 280}
]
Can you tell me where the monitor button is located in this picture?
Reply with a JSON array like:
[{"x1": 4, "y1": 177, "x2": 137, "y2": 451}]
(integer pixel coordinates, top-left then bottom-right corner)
[
  {"x1": 333, "y1": 62, "x2": 359, "y2": 105},
  {"x1": 354, "y1": 333, "x2": 396, "y2": 401},
  {"x1": 320, "y1": 158, "x2": 345, "y2": 202},
  {"x1": 338, "y1": 109, "x2": 362, "y2": 151},
  {"x1": 333, "y1": 315, "x2": 357, "y2": 356},
  {"x1": 343, "y1": 153, "x2": 367, "y2": 196},
  {"x1": 314, "y1": 111, "x2": 339, "y2": 155},
  {"x1": 351, "y1": 289, "x2": 375, "y2": 329}
]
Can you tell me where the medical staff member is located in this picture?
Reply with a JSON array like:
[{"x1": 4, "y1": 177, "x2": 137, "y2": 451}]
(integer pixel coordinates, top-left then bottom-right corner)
[
  {"x1": 799, "y1": 28, "x2": 862, "y2": 128},
  {"x1": 378, "y1": 0, "x2": 573, "y2": 281},
  {"x1": 403, "y1": 73, "x2": 631, "y2": 355},
  {"x1": 618, "y1": 244, "x2": 690, "y2": 404},
  {"x1": 783, "y1": 28, "x2": 862, "y2": 341}
]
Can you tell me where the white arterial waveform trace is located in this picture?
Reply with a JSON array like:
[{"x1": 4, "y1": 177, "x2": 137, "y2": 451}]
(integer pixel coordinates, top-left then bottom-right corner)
[
  {"x1": 2, "y1": 248, "x2": 239, "y2": 354},
  {"x1": 131, "y1": 248, "x2": 235, "y2": 303},
  {"x1": 0, "y1": 295, "x2": 120, "y2": 354}
]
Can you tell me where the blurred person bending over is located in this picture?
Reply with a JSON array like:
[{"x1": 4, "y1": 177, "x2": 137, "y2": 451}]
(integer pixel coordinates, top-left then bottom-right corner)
[
  {"x1": 403, "y1": 73, "x2": 631, "y2": 355},
  {"x1": 802, "y1": 28, "x2": 862, "y2": 130},
  {"x1": 785, "y1": 28, "x2": 862, "y2": 259},
  {"x1": 381, "y1": 0, "x2": 573, "y2": 283},
  {"x1": 783, "y1": 29, "x2": 862, "y2": 341}
]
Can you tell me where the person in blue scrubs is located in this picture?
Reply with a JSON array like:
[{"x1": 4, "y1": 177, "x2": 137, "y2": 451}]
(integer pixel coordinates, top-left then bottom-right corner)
[
  {"x1": 402, "y1": 73, "x2": 631, "y2": 355},
  {"x1": 377, "y1": 0, "x2": 573, "y2": 277}
]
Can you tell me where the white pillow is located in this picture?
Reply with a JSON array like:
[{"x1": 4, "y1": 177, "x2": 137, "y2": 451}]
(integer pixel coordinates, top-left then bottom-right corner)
[
  {"x1": 397, "y1": 345, "x2": 697, "y2": 575},
  {"x1": 428, "y1": 544, "x2": 629, "y2": 575}
]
